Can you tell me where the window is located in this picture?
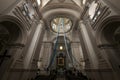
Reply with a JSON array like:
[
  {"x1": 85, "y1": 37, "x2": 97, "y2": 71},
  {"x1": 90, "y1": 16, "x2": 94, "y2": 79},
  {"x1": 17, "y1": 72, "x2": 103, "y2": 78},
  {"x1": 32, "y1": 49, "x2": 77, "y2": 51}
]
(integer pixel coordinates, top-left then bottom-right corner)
[
  {"x1": 51, "y1": 17, "x2": 72, "y2": 33},
  {"x1": 82, "y1": 0, "x2": 86, "y2": 5},
  {"x1": 89, "y1": 1, "x2": 98, "y2": 19},
  {"x1": 88, "y1": 1, "x2": 102, "y2": 23},
  {"x1": 97, "y1": 11, "x2": 101, "y2": 15},
  {"x1": 37, "y1": 0, "x2": 41, "y2": 5}
]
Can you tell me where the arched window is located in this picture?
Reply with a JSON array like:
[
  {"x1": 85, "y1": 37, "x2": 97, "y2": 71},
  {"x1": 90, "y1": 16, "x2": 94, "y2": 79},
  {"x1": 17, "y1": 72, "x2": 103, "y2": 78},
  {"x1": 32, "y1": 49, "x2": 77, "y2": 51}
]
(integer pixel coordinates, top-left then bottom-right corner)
[
  {"x1": 82, "y1": 0, "x2": 86, "y2": 5},
  {"x1": 37, "y1": 0, "x2": 41, "y2": 5},
  {"x1": 88, "y1": 1, "x2": 102, "y2": 24},
  {"x1": 89, "y1": 1, "x2": 98, "y2": 19}
]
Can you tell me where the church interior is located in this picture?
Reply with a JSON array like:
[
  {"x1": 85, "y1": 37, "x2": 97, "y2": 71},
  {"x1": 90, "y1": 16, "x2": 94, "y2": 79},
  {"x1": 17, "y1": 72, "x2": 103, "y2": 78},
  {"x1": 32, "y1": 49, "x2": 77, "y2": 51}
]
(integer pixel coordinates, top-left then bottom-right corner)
[{"x1": 0, "y1": 0, "x2": 120, "y2": 80}]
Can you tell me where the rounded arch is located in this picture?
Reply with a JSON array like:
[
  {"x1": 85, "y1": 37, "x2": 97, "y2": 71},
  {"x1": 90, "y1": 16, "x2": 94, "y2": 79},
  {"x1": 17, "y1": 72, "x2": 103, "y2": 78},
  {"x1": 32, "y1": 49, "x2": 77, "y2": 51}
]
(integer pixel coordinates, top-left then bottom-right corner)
[
  {"x1": 41, "y1": 3, "x2": 81, "y2": 33},
  {"x1": 96, "y1": 15, "x2": 120, "y2": 45},
  {"x1": 95, "y1": 15, "x2": 120, "y2": 74},
  {"x1": 41, "y1": 3, "x2": 81, "y2": 13},
  {"x1": 0, "y1": 15, "x2": 27, "y2": 44},
  {"x1": 0, "y1": 15, "x2": 28, "y2": 79}
]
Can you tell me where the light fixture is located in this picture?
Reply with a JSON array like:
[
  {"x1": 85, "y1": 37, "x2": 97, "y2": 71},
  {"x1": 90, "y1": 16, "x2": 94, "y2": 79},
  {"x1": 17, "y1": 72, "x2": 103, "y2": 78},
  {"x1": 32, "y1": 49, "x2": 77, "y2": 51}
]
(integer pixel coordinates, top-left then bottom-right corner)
[
  {"x1": 37, "y1": 0, "x2": 41, "y2": 5},
  {"x1": 60, "y1": 46, "x2": 63, "y2": 50}
]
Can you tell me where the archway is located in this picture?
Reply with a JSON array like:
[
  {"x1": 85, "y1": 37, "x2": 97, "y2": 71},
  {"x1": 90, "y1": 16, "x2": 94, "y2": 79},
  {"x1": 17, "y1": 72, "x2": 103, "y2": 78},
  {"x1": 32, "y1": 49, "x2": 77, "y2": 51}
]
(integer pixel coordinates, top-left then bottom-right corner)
[
  {"x1": 0, "y1": 15, "x2": 27, "y2": 44},
  {"x1": 0, "y1": 15, "x2": 27, "y2": 79},
  {"x1": 96, "y1": 16, "x2": 120, "y2": 77}
]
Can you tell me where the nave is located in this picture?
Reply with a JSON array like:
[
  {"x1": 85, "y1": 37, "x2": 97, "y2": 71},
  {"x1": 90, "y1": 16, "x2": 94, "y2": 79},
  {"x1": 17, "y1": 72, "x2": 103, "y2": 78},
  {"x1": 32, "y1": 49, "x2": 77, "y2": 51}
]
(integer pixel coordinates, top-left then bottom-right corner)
[{"x1": 0, "y1": 0, "x2": 120, "y2": 80}]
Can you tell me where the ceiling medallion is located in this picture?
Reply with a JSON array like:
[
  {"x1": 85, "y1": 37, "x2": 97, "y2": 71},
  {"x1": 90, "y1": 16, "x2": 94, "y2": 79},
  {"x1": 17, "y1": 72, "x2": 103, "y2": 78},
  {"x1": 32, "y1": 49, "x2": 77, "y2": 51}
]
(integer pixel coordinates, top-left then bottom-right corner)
[{"x1": 58, "y1": 0, "x2": 65, "y2": 3}]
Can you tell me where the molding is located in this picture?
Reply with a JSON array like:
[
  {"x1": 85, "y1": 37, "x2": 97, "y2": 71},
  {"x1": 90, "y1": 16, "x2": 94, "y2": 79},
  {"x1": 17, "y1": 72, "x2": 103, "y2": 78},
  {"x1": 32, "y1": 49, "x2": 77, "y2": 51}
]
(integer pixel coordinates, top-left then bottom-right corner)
[
  {"x1": 92, "y1": 6, "x2": 111, "y2": 30},
  {"x1": 0, "y1": 15, "x2": 27, "y2": 44},
  {"x1": 58, "y1": 0, "x2": 65, "y2": 3},
  {"x1": 41, "y1": 3, "x2": 81, "y2": 13},
  {"x1": 97, "y1": 44, "x2": 119, "y2": 49},
  {"x1": 96, "y1": 15, "x2": 120, "y2": 45},
  {"x1": 7, "y1": 43, "x2": 25, "y2": 49}
]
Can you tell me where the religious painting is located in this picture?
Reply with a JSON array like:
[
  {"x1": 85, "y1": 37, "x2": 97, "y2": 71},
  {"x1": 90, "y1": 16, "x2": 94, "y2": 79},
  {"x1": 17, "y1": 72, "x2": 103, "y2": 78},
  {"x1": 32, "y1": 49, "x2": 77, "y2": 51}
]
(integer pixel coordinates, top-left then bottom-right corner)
[{"x1": 57, "y1": 57, "x2": 64, "y2": 66}]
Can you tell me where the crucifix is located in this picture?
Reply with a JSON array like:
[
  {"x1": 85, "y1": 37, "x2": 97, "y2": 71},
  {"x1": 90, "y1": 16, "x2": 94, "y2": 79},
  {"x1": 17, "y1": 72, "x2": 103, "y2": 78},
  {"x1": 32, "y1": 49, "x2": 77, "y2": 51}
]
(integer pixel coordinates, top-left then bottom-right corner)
[{"x1": 0, "y1": 50, "x2": 11, "y2": 66}]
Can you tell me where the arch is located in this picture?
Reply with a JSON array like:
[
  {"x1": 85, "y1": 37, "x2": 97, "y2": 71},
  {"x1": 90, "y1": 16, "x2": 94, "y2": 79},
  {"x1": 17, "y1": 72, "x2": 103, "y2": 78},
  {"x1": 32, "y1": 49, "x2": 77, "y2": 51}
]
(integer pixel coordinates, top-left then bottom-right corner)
[
  {"x1": 0, "y1": 15, "x2": 28, "y2": 79},
  {"x1": 41, "y1": 3, "x2": 81, "y2": 32},
  {"x1": 96, "y1": 15, "x2": 120, "y2": 45},
  {"x1": 95, "y1": 15, "x2": 120, "y2": 73},
  {"x1": 41, "y1": 3, "x2": 81, "y2": 13},
  {"x1": 0, "y1": 15, "x2": 27, "y2": 44}
]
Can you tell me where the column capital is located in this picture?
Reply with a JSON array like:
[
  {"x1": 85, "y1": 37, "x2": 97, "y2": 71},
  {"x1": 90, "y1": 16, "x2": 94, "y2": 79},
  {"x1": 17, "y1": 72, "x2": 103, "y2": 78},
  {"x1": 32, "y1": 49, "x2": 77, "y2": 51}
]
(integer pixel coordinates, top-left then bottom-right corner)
[{"x1": 6, "y1": 43, "x2": 25, "y2": 49}]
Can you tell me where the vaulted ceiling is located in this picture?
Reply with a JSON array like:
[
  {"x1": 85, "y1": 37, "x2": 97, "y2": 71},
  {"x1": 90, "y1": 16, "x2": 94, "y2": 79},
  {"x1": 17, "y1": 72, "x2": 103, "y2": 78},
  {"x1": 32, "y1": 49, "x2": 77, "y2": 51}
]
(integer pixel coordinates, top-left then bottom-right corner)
[
  {"x1": 40, "y1": 0, "x2": 82, "y2": 8},
  {"x1": 40, "y1": 0, "x2": 82, "y2": 33}
]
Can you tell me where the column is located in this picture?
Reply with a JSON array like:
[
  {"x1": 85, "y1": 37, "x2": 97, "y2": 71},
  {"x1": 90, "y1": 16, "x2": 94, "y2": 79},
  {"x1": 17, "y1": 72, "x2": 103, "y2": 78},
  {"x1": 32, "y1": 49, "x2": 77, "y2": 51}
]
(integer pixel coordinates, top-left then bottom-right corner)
[
  {"x1": 38, "y1": 42, "x2": 52, "y2": 70},
  {"x1": 24, "y1": 20, "x2": 45, "y2": 69},
  {"x1": 71, "y1": 42, "x2": 85, "y2": 70},
  {"x1": 79, "y1": 21, "x2": 99, "y2": 69}
]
